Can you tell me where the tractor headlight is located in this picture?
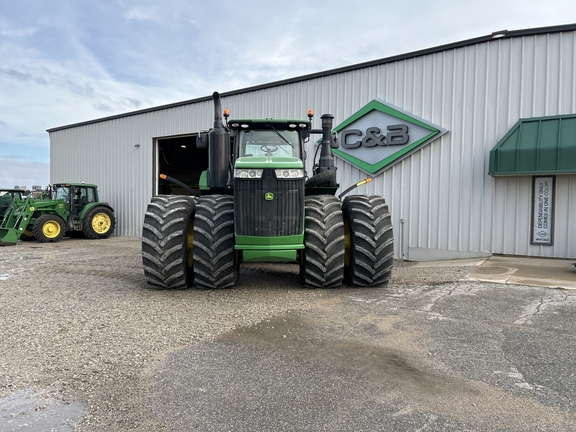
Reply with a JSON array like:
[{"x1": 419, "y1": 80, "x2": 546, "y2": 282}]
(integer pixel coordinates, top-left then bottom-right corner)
[
  {"x1": 274, "y1": 169, "x2": 305, "y2": 179},
  {"x1": 234, "y1": 168, "x2": 263, "y2": 179}
]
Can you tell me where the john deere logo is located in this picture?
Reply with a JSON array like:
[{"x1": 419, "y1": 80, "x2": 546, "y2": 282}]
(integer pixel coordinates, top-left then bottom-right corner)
[
  {"x1": 333, "y1": 99, "x2": 447, "y2": 175},
  {"x1": 265, "y1": 192, "x2": 274, "y2": 201}
]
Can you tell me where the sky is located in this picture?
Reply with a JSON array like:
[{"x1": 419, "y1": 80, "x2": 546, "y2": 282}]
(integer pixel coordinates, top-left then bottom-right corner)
[{"x1": 1, "y1": 0, "x2": 575, "y2": 189}]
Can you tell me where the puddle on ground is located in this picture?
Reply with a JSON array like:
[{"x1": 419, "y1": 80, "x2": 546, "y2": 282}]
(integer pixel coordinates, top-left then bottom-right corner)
[
  {"x1": 224, "y1": 315, "x2": 447, "y2": 395},
  {"x1": 0, "y1": 388, "x2": 84, "y2": 431},
  {"x1": 474, "y1": 267, "x2": 512, "y2": 275}
]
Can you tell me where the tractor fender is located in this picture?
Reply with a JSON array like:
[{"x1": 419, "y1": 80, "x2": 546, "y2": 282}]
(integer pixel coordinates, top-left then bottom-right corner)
[{"x1": 79, "y1": 202, "x2": 115, "y2": 219}]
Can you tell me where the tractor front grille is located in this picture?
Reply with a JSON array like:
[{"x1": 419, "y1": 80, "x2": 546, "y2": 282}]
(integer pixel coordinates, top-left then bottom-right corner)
[{"x1": 234, "y1": 169, "x2": 304, "y2": 237}]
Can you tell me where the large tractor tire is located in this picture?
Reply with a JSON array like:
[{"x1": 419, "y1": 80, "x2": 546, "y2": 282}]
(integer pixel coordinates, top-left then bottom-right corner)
[
  {"x1": 142, "y1": 195, "x2": 195, "y2": 289},
  {"x1": 342, "y1": 195, "x2": 394, "y2": 287},
  {"x1": 20, "y1": 229, "x2": 36, "y2": 241},
  {"x1": 300, "y1": 195, "x2": 345, "y2": 288},
  {"x1": 193, "y1": 195, "x2": 237, "y2": 289},
  {"x1": 33, "y1": 214, "x2": 65, "y2": 243},
  {"x1": 305, "y1": 170, "x2": 336, "y2": 188},
  {"x1": 83, "y1": 206, "x2": 116, "y2": 239}
]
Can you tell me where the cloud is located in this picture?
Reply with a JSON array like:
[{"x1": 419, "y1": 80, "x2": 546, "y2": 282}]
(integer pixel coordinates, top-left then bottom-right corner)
[
  {"x1": 0, "y1": 68, "x2": 49, "y2": 85},
  {"x1": 0, "y1": 27, "x2": 38, "y2": 37},
  {"x1": 122, "y1": 7, "x2": 161, "y2": 22},
  {"x1": 93, "y1": 103, "x2": 114, "y2": 112},
  {"x1": 0, "y1": 157, "x2": 49, "y2": 189}
]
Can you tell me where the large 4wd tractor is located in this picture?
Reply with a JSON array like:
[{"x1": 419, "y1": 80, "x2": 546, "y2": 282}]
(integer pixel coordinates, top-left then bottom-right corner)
[
  {"x1": 142, "y1": 92, "x2": 393, "y2": 289},
  {"x1": 0, "y1": 183, "x2": 116, "y2": 245}
]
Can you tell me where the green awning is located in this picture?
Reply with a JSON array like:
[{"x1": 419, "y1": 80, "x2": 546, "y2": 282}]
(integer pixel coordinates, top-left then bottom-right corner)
[{"x1": 489, "y1": 114, "x2": 576, "y2": 176}]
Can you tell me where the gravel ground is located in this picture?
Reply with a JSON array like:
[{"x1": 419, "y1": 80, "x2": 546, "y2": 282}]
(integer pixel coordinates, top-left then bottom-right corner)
[{"x1": 0, "y1": 236, "x2": 481, "y2": 430}]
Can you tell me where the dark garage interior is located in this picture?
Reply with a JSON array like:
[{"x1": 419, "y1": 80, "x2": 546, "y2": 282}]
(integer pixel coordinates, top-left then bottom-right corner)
[{"x1": 157, "y1": 135, "x2": 208, "y2": 196}]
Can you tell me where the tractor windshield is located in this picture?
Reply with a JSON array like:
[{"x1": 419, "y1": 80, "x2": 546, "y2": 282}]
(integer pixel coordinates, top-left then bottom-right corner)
[
  {"x1": 55, "y1": 186, "x2": 70, "y2": 201},
  {"x1": 238, "y1": 129, "x2": 301, "y2": 159}
]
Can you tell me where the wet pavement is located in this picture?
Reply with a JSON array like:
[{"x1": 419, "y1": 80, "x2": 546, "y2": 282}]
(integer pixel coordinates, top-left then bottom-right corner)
[{"x1": 0, "y1": 389, "x2": 84, "y2": 432}]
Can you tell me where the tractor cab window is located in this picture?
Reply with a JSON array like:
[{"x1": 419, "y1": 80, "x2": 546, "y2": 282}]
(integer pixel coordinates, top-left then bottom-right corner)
[
  {"x1": 74, "y1": 187, "x2": 96, "y2": 208},
  {"x1": 55, "y1": 186, "x2": 70, "y2": 201},
  {"x1": 0, "y1": 192, "x2": 15, "y2": 215},
  {"x1": 75, "y1": 187, "x2": 96, "y2": 203},
  {"x1": 238, "y1": 129, "x2": 301, "y2": 159}
]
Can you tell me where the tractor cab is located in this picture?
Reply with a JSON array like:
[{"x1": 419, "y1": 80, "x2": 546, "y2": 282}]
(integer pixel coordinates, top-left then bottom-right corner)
[
  {"x1": 0, "y1": 189, "x2": 25, "y2": 223},
  {"x1": 53, "y1": 183, "x2": 99, "y2": 218}
]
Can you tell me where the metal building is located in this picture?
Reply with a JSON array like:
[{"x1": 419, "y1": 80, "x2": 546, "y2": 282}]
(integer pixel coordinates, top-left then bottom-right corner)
[{"x1": 48, "y1": 24, "x2": 576, "y2": 260}]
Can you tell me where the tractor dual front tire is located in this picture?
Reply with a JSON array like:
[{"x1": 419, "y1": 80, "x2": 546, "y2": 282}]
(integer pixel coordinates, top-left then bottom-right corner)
[
  {"x1": 142, "y1": 195, "x2": 195, "y2": 289},
  {"x1": 193, "y1": 195, "x2": 237, "y2": 289},
  {"x1": 83, "y1": 207, "x2": 116, "y2": 239},
  {"x1": 33, "y1": 214, "x2": 65, "y2": 243},
  {"x1": 300, "y1": 195, "x2": 345, "y2": 288},
  {"x1": 342, "y1": 195, "x2": 394, "y2": 287}
]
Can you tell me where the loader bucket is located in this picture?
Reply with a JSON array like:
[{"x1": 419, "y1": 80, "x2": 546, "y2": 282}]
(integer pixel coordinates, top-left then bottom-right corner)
[{"x1": 0, "y1": 228, "x2": 19, "y2": 245}]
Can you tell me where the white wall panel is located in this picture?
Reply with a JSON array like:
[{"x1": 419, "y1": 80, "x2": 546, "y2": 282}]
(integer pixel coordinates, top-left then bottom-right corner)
[{"x1": 50, "y1": 30, "x2": 576, "y2": 259}]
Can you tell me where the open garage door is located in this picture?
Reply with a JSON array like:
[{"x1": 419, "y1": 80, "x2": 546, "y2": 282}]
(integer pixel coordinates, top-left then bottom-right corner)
[{"x1": 156, "y1": 135, "x2": 208, "y2": 196}]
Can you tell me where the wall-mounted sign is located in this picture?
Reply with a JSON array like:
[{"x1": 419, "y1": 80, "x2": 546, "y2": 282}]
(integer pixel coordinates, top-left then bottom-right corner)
[
  {"x1": 332, "y1": 99, "x2": 447, "y2": 175},
  {"x1": 531, "y1": 176, "x2": 555, "y2": 245}
]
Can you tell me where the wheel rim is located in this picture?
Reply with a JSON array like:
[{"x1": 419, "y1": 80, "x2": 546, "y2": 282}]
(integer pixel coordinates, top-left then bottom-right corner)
[
  {"x1": 43, "y1": 221, "x2": 61, "y2": 238},
  {"x1": 187, "y1": 219, "x2": 194, "y2": 267},
  {"x1": 92, "y1": 212, "x2": 111, "y2": 234}
]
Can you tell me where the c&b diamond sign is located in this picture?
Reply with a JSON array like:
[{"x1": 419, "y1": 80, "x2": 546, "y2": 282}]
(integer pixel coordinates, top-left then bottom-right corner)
[{"x1": 332, "y1": 99, "x2": 447, "y2": 175}]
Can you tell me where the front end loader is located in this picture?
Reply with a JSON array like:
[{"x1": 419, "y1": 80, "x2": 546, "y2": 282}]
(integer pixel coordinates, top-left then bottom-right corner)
[{"x1": 0, "y1": 183, "x2": 116, "y2": 245}]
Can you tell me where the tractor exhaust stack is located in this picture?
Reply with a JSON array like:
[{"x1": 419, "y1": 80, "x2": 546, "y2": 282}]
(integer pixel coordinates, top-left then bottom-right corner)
[{"x1": 207, "y1": 92, "x2": 231, "y2": 191}]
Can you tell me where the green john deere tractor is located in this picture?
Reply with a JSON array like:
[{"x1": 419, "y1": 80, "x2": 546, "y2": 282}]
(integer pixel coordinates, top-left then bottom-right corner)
[
  {"x1": 142, "y1": 92, "x2": 393, "y2": 289},
  {"x1": 0, "y1": 188, "x2": 26, "y2": 224},
  {"x1": 0, "y1": 183, "x2": 116, "y2": 245}
]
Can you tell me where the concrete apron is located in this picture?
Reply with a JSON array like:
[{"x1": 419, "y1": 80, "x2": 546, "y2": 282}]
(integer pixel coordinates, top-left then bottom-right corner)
[{"x1": 408, "y1": 256, "x2": 576, "y2": 290}]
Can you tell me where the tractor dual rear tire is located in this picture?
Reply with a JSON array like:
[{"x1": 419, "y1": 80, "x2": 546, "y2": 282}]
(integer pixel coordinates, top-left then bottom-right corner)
[
  {"x1": 142, "y1": 195, "x2": 195, "y2": 289},
  {"x1": 305, "y1": 170, "x2": 336, "y2": 188},
  {"x1": 33, "y1": 214, "x2": 65, "y2": 243},
  {"x1": 83, "y1": 207, "x2": 116, "y2": 239},
  {"x1": 300, "y1": 195, "x2": 345, "y2": 288},
  {"x1": 193, "y1": 195, "x2": 237, "y2": 290},
  {"x1": 342, "y1": 195, "x2": 394, "y2": 287}
]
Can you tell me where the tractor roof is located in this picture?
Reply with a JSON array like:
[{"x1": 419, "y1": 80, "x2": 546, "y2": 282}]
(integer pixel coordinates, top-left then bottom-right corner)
[
  {"x1": 53, "y1": 183, "x2": 98, "y2": 188},
  {"x1": 227, "y1": 118, "x2": 311, "y2": 130}
]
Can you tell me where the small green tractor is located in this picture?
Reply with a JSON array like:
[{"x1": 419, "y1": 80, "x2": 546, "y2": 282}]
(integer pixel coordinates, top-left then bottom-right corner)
[
  {"x1": 0, "y1": 188, "x2": 26, "y2": 224},
  {"x1": 142, "y1": 92, "x2": 393, "y2": 289},
  {"x1": 0, "y1": 183, "x2": 116, "y2": 245}
]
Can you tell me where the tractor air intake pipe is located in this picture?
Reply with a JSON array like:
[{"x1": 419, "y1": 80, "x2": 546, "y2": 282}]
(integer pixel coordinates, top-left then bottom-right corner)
[
  {"x1": 316, "y1": 114, "x2": 337, "y2": 186},
  {"x1": 207, "y1": 91, "x2": 231, "y2": 190}
]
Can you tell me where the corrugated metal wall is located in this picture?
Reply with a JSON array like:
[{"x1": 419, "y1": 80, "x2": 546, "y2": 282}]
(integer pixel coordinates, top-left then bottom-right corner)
[{"x1": 49, "y1": 30, "x2": 576, "y2": 259}]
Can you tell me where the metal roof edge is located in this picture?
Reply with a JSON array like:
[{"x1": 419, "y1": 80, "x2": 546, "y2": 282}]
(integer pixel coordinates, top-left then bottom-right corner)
[{"x1": 47, "y1": 23, "x2": 576, "y2": 133}]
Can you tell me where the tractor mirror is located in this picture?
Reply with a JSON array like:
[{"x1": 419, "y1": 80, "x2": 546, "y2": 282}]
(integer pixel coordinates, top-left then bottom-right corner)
[
  {"x1": 196, "y1": 132, "x2": 208, "y2": 149},
  {"x1": 331, "y1": 133, "x2": 339, "y2": 149}
]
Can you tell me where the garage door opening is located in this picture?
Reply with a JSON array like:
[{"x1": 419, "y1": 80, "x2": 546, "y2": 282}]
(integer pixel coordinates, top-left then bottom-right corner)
[{"x1": 156, "y1": 135, "x2": 208, "y2": 196}]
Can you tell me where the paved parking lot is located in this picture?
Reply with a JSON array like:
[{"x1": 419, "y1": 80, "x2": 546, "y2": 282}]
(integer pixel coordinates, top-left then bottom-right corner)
[{"x1": 1, "y1": 237, "x2": 576, "y2": 431}]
